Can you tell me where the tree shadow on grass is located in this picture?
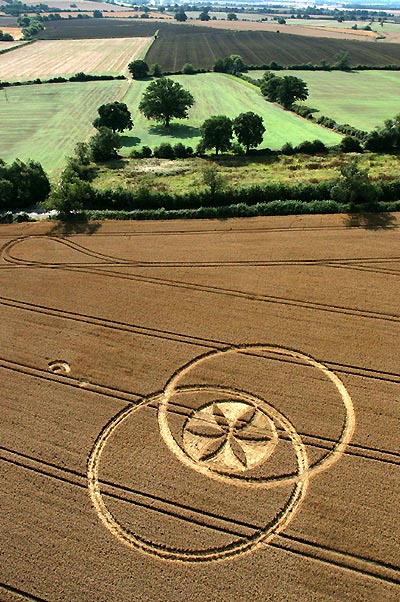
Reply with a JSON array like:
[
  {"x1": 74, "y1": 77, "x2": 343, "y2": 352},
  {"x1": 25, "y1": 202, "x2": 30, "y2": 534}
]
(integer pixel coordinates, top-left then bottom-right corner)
[
  {"x1": 148, "y1": 123, "x2": 200, "y2": 140},
  {"x1": 49, "y1": 213, "x2": 102, "y2": 237},
  {"x1": 344, "y1": 212, "x2": 397, "y2": 230},
  {"x1": 120, "y1": 135, "x2": 141, "y2": 148}
]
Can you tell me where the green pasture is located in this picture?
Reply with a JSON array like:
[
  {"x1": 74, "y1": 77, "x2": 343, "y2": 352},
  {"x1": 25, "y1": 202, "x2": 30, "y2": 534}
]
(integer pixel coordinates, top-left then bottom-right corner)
[
  {"x1": 119, "y1": 73, "x2": 341, "y2": 154},
  {"x1": 248, "y1": 70, "x2": 400, "y2": 130},
  {"x1": 0, "y1": 80, "x2": 125, "y2": 174}
]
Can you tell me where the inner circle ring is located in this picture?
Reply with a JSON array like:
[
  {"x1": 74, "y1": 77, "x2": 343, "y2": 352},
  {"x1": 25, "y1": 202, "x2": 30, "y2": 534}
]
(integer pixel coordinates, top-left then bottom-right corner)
[
  {"x1": 158, "y1": 345, "x2": 355, "y2": 488},
  {"x1": 87, "y1": 388, "x2": 309, "y2": 562}
]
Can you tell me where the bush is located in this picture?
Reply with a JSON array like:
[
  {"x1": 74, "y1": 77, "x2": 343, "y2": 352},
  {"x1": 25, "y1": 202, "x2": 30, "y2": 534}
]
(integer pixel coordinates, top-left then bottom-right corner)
[
  {"x1": 340, "y1": 136, "x2": 363, "y2": 153},
  {"x1": 182, "y1": 63, "x2": 196, "y2": 75},
  {"x1": 173, "y1": 143, "x2": 193, "y2": 158},
  {"x1": 281, "y1": 142, "x2": 295, "y2": 155},
  {"x1": 153, "y1": 143, "x2": 175, "y2": 159},
  {"x1": 130, "y1": 145, "x2": 153, "y2": 159},
  {"x1": 295, "y1": 140, "x2": 327, "y2": 154}
]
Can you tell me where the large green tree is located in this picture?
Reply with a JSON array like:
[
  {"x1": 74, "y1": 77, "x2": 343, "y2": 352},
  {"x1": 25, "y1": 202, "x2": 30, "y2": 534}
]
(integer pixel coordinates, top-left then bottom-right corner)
[
  {"x1": 93, "y1": 102, "x2": 133, "y2": 133},
  {"x1": 139, "y1": 77, "x2": 194, "y2": 128},
  {"x1": 128, "y1": 59, "x2": 149, "y2": 79},
  {"x1": 89, "y1": 127, "x2": 122, "y2": 161},
  {"x1": 233, "y1": 112, "x2": 265, "y2": 154},
  {"x1": 261, "y1": 73, "x2": 308, "y2": 109},
  {"x1": 200, "y1": 115, "x2": 233, "y2": 155}
]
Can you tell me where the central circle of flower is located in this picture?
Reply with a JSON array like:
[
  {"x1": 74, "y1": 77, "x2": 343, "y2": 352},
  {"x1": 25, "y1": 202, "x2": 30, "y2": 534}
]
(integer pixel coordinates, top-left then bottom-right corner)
[{"x1": 182, "y1": 400, "x2": 278, "y2": 473}]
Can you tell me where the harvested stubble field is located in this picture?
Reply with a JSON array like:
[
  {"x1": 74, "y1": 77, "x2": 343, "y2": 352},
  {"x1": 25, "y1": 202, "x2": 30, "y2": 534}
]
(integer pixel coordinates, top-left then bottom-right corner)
[
  {"x1": 1, "y1": 214, "x2": 399, "y2": 601},
  {"x1": 0, "y1": 37, "x2": 151, "y2": 80},
  {"x1": 250, "y1": 69, "x2": 400, "y2": 131}
]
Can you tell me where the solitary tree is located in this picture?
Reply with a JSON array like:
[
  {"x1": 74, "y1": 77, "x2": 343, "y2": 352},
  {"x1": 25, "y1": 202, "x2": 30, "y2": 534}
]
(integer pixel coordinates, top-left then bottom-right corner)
[
  {"x1": 261, "y1": 73, "x2": 308, "y2": 108},
  {"x1": 278, "y1": 76, "x2": 309, "y2": 108},
  {"x1": 199, "y1": 10, "x2": 210, "y2": 21},
  {"x1": 139, "y1": 77, "x2": 194, "y2": 127},
  {"x1": 233, "y1": 112, "x2": 265, "y2": 153},
  {"x1": 128, "y1": 59, "x2": 149, "y2": 79},
  {"x1": 227, "y1": 13, "x2": 237, "y2": 21},
  {"x1": 334, "y1": 51, "x2": 351, "y2": 70},
  {"x1": 175, "y1": 9, "x2": 187, "y2": 21},
  {"x1": 89, "y1": 127, "x2": 122, "y2": 161},
  {"x1": 330, "y1": 160, "x2": 374, "y2": 207},
  {"x1": 200, "y1": 115, "x2": 233, "y2": 155},
  {"x1": 93, "y1": 102, "x2": 133, "y2": 133},
  {"x1": 93, "y1": 10, "x2": 103, "y2": 18},
  {"x1": 202, "y1": 165, "x2": 225, "y2": 197}
]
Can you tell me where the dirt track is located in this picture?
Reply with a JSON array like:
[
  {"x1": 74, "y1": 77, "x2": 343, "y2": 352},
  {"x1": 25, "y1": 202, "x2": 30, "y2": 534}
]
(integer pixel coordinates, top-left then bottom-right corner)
[{"x1": 1, "y1": 214, "x2": 399, "y2": 601}]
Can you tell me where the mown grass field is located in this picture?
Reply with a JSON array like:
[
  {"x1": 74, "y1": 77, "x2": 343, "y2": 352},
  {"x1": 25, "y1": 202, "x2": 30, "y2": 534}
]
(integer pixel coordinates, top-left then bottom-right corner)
[
  {"x1": 249, "y1": 70, "x2": 400, "y2": 131},
  {"x1": 0, "y1": 37, "x2": 152, "y2": 80},
  {"x1": 119, "y1": 73, "x2": 342, "y2": 154},
  {"x1": 0, "y1": 80, "x2": 126, "y2": 173},
  {"x1": 0, "y1": 75, "x2": 342, "y2": 176}
]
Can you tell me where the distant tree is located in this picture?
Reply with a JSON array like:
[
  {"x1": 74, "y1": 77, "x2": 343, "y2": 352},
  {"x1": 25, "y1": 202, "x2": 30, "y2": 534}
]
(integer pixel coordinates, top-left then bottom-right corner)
[
  {"x1": 89, "y1": 127, "x2": 122, "y2": 161},
  {"x1": 213, "y1": 54, "x2": 246, "y2": 75},
  {"x1": 151, "y1": 63, "x2": 163, "y2": 77},
  {"x1": 334, "y1": 51, "x2": 351, "y2": 70},
  {"x1": 261, "y1": 73, "x2": 308, "y2": 108},
  {"x1": 128, "y1": 59, "x2": 149, "y2": 79},
  {"x1": 0, "y1": 30, "x2": 13, "y2": 41},
  {"x1": 277, "y1": 17, "x2": 286, "y2": 24},
  {"x1": 202, "y1": 165, "x2": 225, "y2": 197},
  {"x1": 93, "y1": 10, "x2": 103, "y2": 18},
  {"x1": 199, "y1": 11, "x2": 210, "y2": 21},
  {"x1": 233, "y1": 112, "x2": 265, "y2": 153},
  {"x1": 93, "y1": 102, "x2": 133, "y2": 133},
  {"x1": 330, "y1": 159, "x2": 374, "y2": 207},
  {"x1": 340, "y1": 136, "x2": 363, "y2": 153},
  {"x1": 277, "y1": 75, "x2": 309, "y2": 108},
  {"x1": 139, "y1": 77, "x2": 194, "y2": 127},
  {"x1": 175, "y1": 9, "x2": 187, "y2": 22},
  {"x1": 45, "y1": 177, "x2": 94, "y2": 215},
  {"x1": 227, "y1": 13, "x2": 237, "y2": 21},
  {"x1": 200, "y1": 115, "x2": 233, "y2": 155},
  {"x1": 0, "y1": 159, "x2": 50, "y2": 208},
  {"x1": 182, "y1": 63, "x2": 196, "y2": 74}
]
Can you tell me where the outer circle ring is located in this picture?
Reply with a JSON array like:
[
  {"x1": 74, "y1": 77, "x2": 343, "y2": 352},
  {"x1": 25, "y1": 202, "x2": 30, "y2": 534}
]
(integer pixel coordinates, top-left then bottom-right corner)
[
  {"x1": 87, "y1": 388, "x2": 309, "y2": 562},
  {"x1": 159, "y1": 345, "x2": 355, "y2": 488}
]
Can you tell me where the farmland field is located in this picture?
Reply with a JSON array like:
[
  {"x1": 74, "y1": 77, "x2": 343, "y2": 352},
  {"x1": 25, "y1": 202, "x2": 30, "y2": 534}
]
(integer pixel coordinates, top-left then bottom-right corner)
[
  {"x1": 0, "y1": 38, "x2": 152, "y2": 80},
  {"x1": 0, "y1": 81, "x2": 126, "y2": 173},
  {"x1": 249, "y1": 70, "x2": 400, "y2": 131},
  {"x1": 119, "y1": 74, "x2": 342, "y2": 153},
  {"x1": 145, "y1": 29, "x2": 400, "y2": 71},
  {"x1": 1, "y1": 214, "x2": 399, "y2": 601},
  {"x1": 0, "y1": 40, "x2": 24, "y2": 51},
  {"x1": 0, "y1": 75, "x2": 342, "y2": 175}
]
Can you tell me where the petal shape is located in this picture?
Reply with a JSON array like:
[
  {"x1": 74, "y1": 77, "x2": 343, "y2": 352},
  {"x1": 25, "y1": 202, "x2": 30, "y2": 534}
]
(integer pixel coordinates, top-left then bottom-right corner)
[
  {"x1": 213, "y1": 404, "x2": 230, "y2": 428},
  {"x1": 230, "y1": 437, "x2": 248, "y2": 467},
  {"x1": 186, "y1": 420, "x2": 222, "y2": 438},
  {"x1": 235, "y1": 406, "x2": 256, "y2": 430},
  {"x1": 199, "y1": 436, "x2": 227, "y2": 461}
]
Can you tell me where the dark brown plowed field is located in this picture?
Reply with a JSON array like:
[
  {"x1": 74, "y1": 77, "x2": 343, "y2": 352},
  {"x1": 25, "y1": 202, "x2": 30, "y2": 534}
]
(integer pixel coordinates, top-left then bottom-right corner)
[
  {"x1": 1, "y1": 214, "x2": 399, "y2": 601},
  {"x1": 146, "y1": 29, "x2": 400, "y2": 69},
  {"x1": 36, "y1": 18, "x2": 400, "y2": 66},
  {"x1": 36, "y1": 18, "x2": 210, "y2": 39}
]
